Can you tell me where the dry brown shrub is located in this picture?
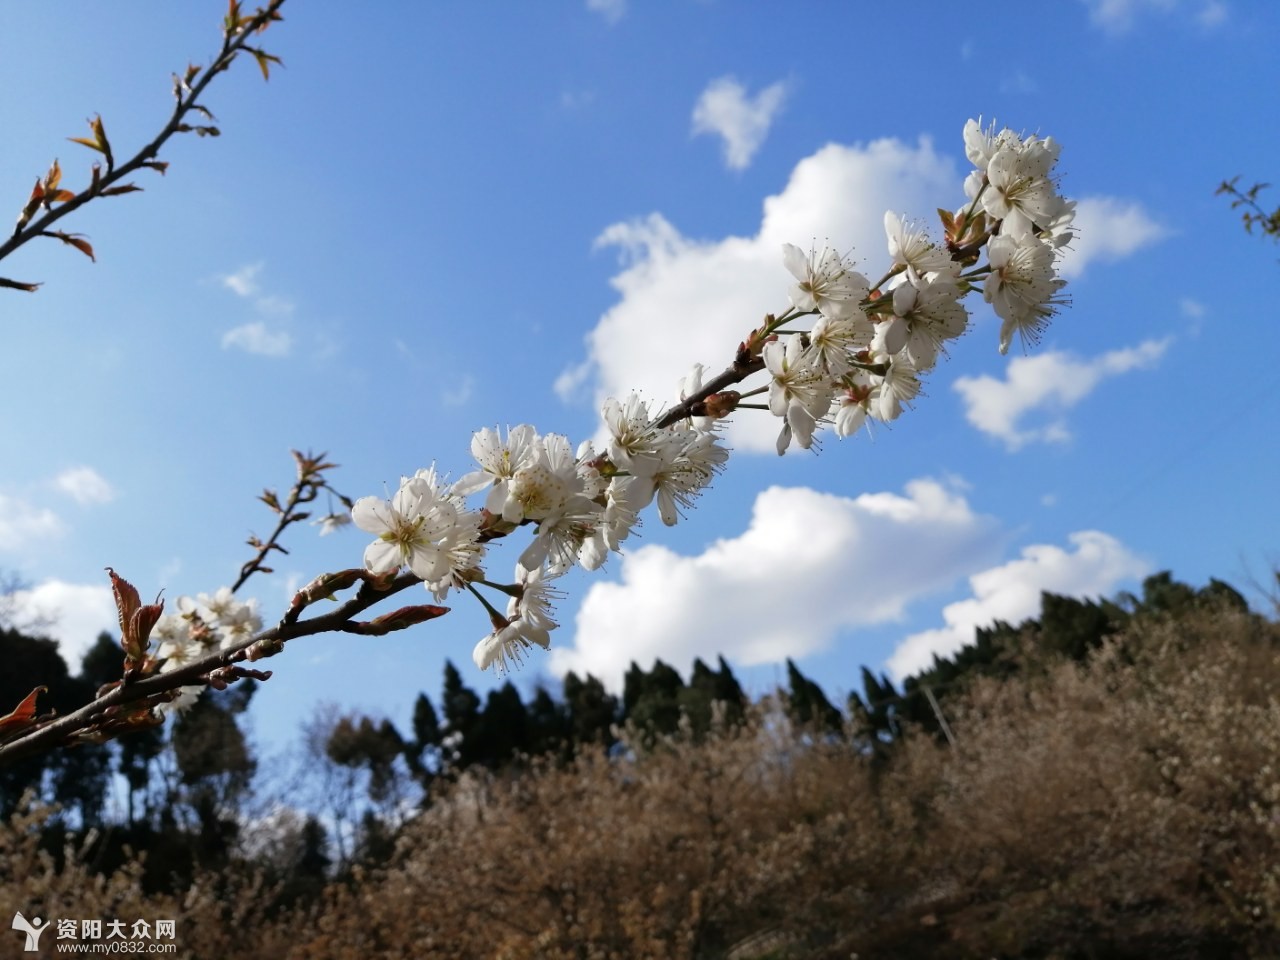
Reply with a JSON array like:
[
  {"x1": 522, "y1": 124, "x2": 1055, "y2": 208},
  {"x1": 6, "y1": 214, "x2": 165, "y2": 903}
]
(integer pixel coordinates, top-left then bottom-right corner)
[{"x1": 6, "y1": 604, "x2": 1280, "y2": 958}]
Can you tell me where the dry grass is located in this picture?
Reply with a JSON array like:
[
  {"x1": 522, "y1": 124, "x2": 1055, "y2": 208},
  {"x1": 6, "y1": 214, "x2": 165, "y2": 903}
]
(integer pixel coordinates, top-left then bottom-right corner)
[{"x1": 4, "y1": 605, "x2": 1279, "y2": 958}]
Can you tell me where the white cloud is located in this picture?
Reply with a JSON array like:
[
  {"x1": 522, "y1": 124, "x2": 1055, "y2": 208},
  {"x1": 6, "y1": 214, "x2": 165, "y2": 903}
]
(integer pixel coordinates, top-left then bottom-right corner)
[
  {"x1": 0, "y1": 494, "x2": 65, "y2": 551},
  {"x1": 1079, "y1": 0, "x2": 1225, "y2": 33},
  {"x1": 441, "y1": 375, "x2": 475, "y2": 407},
  {"x1": 953, "y1": 338, "x2": 1170, "y2": 449},
  {"x1": 586, "y1": 0, "x2": 625, "y2": 25},
  {"x1": 1058, "y1": 196, "x2": 1166, "y2": 279},
  {"x1": 222, "y1": 321, "x2": 293, "y2": 357},
  {"x1": 222, "y1": 262, "x2": 262, "y2": 297},
  {"x1": 7, "y1": 579, "x2": 119, "y2": 669},
  {"x1": 1180, "y1": 296, "x2": 1207, "y2": 335},
  {"x1": 885, "y1": 531, "x2": 1149, "y2": 681},
  {"x1": 564, "y1": 135, "x2": 960, "y2": 453},
  {"x1": 549, "y1": 478, "x2": 1004, "y2": 691},
  {"x1": 254, "y1": 294, "x2": 295, "y2": 317},
  {"x1": 1198, "y1": 0, "x2": 1227, "y2": 26},
  {"x1": 692, "y1": 76, "x2": 790, "y2": 171},
  {"x1": 220, "y1": 262, "x2": 296, "y2": 317},
  {"x1": 1179, "y1": 297, "x2": 1206, "y2": 319},
  {"x1": 53, "y1": 466, "x2": 115, "y2": 505},
  {"x1": 998, "y1": 70, "x2": 1038, "y2": 95}
]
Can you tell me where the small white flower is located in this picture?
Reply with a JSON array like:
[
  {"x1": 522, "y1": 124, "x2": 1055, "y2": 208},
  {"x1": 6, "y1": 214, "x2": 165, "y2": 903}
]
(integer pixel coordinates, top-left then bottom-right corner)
[
  {"x1": 158, "y1": 685, "x2": 203, "y2": 717},
  {"x1": 870, "y1": 355, "x2": 921, "y2": 422},
  {"x1": 834, "y1": 397, "x2": 869, "y2": 438},
  {"x1": 351, "y1": 477, "x2": 460, "y2": 581},
  {"x1": 216, "y1": 598, "x2": 262, "y2": 650},
  {"x1": 506, "y1": 433, "x2": 588, "y2": 524},
  {"x1": 311, "y1": 512, "x2": 351, "y2": 536},
  {"x1": 782, "y1": 243, "x2": 869, "y2": 320},
  {"x1": 183, "y1": 587, "x2": 237, "y2": 626},
  {"x1": 804, "y1": 314, "x2": 872, "y2": 376},
  {"x1": 884, "y1": 211, "x2": 954, "y2": 277},
  {"x1": 644, "y1": 430, "x2": 730, "y2": 525},
  {"x1": 453, "y1": 425, "x2": 539, "y2": 516},
  {"x1": 473, "y1": 566, "x2": 564, "y2": 674},
  {"x1": 884, "y1": 273, "x2": 969, "y2": 370},
  {"x1": 765, "y1": 335, "x2": 830, "y2": 453},
  {"x1": 980, "y1": 138, "x2": 1063, "y2": 239},
  {"x1": 963, "y1": 116, "x2": 1015, "y2": 169},
  {"x1": 154, "y1": 614, "x2": 201, "y2": 672},
  {"x1": 603, "y1": 394, "x2": 669, "y2": 477},
  {"x1": 984, "y1": 235, "x2": 1068, "y2": 354}
]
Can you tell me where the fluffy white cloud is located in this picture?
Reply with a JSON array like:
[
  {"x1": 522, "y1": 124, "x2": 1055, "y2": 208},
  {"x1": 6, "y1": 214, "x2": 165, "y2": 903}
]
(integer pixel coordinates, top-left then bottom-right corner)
[
  {"x1": 561, "y1": 136, "x2": 960, "y2": 453},
  {"x1": 953, "y1": 339, "x2": 1170, "y2": 449},
  {"x1": 1078, "y1": 0, "x2": 1225, "y2": 32},
  {"x1": 886, "y1": 531, "x2": 1150, "y2": 681},
  {"x1": 0, "y1": 494, "x2": 64, "y2": 551},
  {"x1": 7, "y1": 579, "x2": 118, "y2": 669},
  {"x1": 586, "y1": 0, "x2": 625, "y2": 24},
  {"x1": 1058, "y1": 196, "x2": 1166, "y2": 279},
  {"x1": 222, "y1": 321, "x2": 293, "y2": 357},
  {"x1": 549, "y1": 479, "x2": 1004, "y2": 691},
  {"x1": 691, "y1": 76, "x2": 789, "y2": 171},
  {"x1": 54, "y1": 466, "x2": 115, "y2": 505}
]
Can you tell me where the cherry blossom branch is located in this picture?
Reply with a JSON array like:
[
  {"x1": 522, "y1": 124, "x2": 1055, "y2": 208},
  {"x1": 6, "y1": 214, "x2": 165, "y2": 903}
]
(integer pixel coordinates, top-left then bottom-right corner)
[
  {"x1": 234, "y1": 450, "x2": 353, "y2": 592},
  {"x1": 1, "y1": 117, "x2": 1080, "y2": 768},
  {"x1": 0, "y1": 0, "x2": 285, "y2": 292},
  {"x1": 0, "y1": 568, "x2": 435, "y2": 767}
]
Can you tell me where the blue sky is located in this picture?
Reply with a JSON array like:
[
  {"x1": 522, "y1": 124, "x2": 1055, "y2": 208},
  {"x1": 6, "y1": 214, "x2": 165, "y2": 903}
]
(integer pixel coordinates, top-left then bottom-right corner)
[{"x1": 2, "y1": 0, "x2": 1278, "y2": 750}]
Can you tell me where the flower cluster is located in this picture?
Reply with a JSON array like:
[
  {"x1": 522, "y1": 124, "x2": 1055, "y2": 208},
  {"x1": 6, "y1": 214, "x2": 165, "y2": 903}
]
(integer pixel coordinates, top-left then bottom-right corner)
[
  {"x1": 336, "y1": 119, "x2": 1075, "y2": 675},
  {"x1": 347, "y1": 408, "x2": 729, "y2": 673},
  {"x1": 149, "y1": 588, "x2": 264, "y2": 713},
  {"x1": 963, "y1": 117, "x2": 1074, "y2": 354}
]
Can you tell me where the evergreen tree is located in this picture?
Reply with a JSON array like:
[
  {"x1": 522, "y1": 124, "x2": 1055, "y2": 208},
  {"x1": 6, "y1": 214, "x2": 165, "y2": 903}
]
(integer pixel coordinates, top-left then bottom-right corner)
[
  {"x1": 0, "y1": 627, "x2": 103, "y2": 821},
  {"x1": 784, "y1": 659, "x2": 842, "y2": 734},
  {"x1": 440, "y1": 660, "x2": 483, "y2": 771},
  {"x1": 526, "y1": 686, "x2": 572, "y2": 760},
  {"x1": 563, "y1": 671, "x2": 618, "y2": 751},
  {"x1": 622, "y1": 659, "x2": 685, "y2": 741},
  {"x1": 170, "y1": 683, "x2": 258, "y2": 870},
  {"x1": 1038, "y1": 593, "x2": 1121, "y2": 662},
  {"x1": 473, "y1": 682, "x2": 531, "y2": 769},
  {"x1": 406, "y1": 692, "x2": 443, "y2": 791},
  {"x1": 680, "y1": 656, "x2": 746, "y2": 737}
]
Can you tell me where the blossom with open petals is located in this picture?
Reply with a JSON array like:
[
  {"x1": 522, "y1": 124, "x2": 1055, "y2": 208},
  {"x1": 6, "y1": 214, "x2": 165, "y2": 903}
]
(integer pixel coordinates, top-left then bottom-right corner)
[
  {"x1": 351, "y1": 477, "x2": 459, "y2": 581},
  {"x1": 473, "y1": 565, "x2": 564, "y2": 673},
  {"x1": 782, "y1": 243, "x2": 868, "y2": 320}
]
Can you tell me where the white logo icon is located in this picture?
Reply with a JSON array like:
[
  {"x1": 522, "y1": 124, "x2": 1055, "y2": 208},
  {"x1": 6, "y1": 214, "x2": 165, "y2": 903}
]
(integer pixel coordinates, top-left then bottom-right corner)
[{"x1": 11, "y1": 912, "x2": 51, "y2": 952}]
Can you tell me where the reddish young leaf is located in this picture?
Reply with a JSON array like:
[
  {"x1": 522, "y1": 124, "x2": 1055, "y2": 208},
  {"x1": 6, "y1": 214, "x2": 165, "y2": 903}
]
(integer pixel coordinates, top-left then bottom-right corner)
[
  {"x1": 0, "y1": 687, "x2": 48, "y2": 740},
  {"x1": 44, "y1": 231, "x2": 96, "y2": 262},
  {"x1": 107, "y1": 567, "x2": 164, "y2": 662},
  {"x1": 44, "y1": 158, "x2": 63, "y2": 192}
]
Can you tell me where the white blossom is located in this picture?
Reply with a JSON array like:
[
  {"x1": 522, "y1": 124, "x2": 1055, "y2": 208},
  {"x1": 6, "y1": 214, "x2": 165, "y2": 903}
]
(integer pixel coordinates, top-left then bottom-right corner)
[
  {"x1": 782, "y1": 243, "x2": 868, "y2": 320},
  {"x1": 351, "y1": 477, "x2": 460, "y2": 581},
  {"x1": 472, "y1": 565, "x2": 563, "y2": 674}
]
